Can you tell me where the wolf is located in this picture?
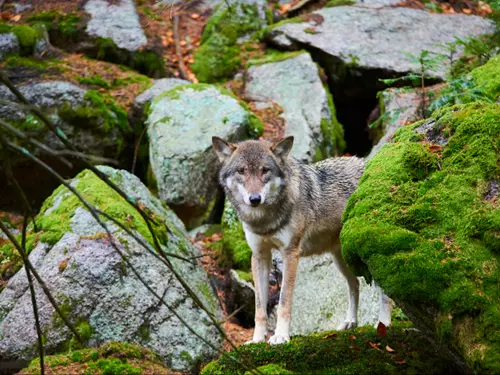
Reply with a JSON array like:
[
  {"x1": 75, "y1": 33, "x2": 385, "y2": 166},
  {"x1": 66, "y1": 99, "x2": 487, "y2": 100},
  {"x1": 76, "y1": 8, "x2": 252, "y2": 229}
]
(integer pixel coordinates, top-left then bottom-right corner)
[{"x1": 212, "y1": 136, "x2": 392, "y2": 345}]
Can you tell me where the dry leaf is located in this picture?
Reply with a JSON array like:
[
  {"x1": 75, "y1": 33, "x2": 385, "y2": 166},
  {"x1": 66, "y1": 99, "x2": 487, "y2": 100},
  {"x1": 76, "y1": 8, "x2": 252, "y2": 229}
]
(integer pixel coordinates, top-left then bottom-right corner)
[
  {"x1": 463, "y1": 8, "x2": 472, "y2": 14},
  {"x1": 279, "y1": 3, "x2": 292, "y2": 13},
  {"x1": 349, "y1": 344, "x2": 361, "y2": 350},
  {"x1": 368, "y1": 341, "x2": 382, "y2": 351},
  {"x1": 190, "y1": 13, "x2": 200, "y2": 19},
  {"x1": 180, "y1": 40, "x2": 187, "y2": 47},
  {"x1": 324, "y1": 333, "x2": 338, "y2": 339},
  {"x1": 395, "y1": 358, "x2": 406, "y2": 364},
  {"x1": 348, "y1": 335, "x2": 357, "y2": 341},
  {"x1": 377, "y1": 322, "x2": 387, "y2": 338},
  {"x1": 386, "y1": 345, "x2": 395, "y2": 353},
  {"x1": 11, "y1": 14, "x2": 21, "y2": 22}
]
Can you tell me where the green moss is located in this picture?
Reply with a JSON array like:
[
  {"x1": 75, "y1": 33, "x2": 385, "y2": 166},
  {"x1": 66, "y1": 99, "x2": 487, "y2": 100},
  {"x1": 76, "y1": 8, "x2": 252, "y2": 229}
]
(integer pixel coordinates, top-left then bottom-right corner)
[
  {"x1": 197, "y1": 283, "x2": 218, "y2": 312},
  {"x1": 96, "y1": 37, "x2": 166, "y2": 78},
  {"x1": 77, "y1": 75, "x2": 112, "y2": 89},
  {"x1": 259, "y1": 16, "x2": 302, "y2": 41},
  {"x1": 235, "y1": 269, "x2": 252, "y2": 282},
  {"x1": 22, "y1": 342, "x2": 166, "y2": 375},
  {"x1": 27, "y1": 11, "x2": 81, "y2": 43},
  {"x1": 3, "y1": 55, "x2": 51, "y2": 70},
  {"x1": 314, "y1": 84, "x2": 345, "y2": 161},
  {"x1": 201, "y1": 322, "x2": 454, "y2": 375},
  {"x1": 325, "y1": 0, "x2": 356, "y2": 6},
  {"x1": 59, "y1": 90, "x2": 130, "y2": 135},
  {"x1": 246, "y1": 50, "x2": 306, "y2": 68},
  {"x1": 341, "y1": 102, "x2": 500, "y2": 373},
  {"x1": 12, "y1": 25, "x2": 38, "y2": 55},
  {"x1": 192, "y1": 3, "x2": 265, "y2": 83},
  {"x1": 221, "y1": 201, "x2": 252, "y2": 271},
  {"x1": 471, "y1": 54, "x2": 500, "y2": 100}
]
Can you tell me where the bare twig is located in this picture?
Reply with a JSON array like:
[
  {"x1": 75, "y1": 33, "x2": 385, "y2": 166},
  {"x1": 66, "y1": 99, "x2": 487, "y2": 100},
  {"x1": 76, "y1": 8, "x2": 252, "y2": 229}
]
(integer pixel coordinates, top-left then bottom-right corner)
[
  {"x1": 131, "y1": 125, "x2": 147, "y2": 175},
  {"x1": 173, "y1": 15, "x2": 188, "y2": 80},
  {"x1": 22, "y1": 215, "x2": 45, "y2": 375}
]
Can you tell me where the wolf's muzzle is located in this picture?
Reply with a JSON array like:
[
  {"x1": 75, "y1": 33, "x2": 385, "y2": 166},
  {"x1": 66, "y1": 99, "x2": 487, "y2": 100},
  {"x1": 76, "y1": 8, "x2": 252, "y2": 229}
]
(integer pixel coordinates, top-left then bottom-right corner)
[{"x1": 249, "y1": 194, "x2": 261, "y2": 207}]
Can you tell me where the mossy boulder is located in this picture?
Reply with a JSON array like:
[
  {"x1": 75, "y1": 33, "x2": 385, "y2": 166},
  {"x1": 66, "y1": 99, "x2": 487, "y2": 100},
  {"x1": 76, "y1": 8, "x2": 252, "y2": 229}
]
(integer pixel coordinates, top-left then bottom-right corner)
[
  {"x1": 341, "y1": 102, "x2": 500, "y2": 374},
  {"x1": 201, "y1": 322, "x2": 456, "y2": 374},
  {"x1": 147, "y1": 83, "x2": 263, "y2": 229},
  {"x1": 192, "y1": 0, "x2": 270, "y2": 83},
  {"x1": 0, "y1": 24, "x2": 47, "y2": 59},
  {"x1": 0, "y1": 167, "x2": 222, "y2": 372},
  {"x1": 0, "y1": 80, "x2": 134, "y2": 211},
  {"x1": 245, "y1": 51, "x2": 344, "y2": 161},
  {"x1": 18, "y1": 342, "x2": 172, "y2": 375},
  {"x1": 470, "y1": 54, "x2": 500, "y2": 101}
]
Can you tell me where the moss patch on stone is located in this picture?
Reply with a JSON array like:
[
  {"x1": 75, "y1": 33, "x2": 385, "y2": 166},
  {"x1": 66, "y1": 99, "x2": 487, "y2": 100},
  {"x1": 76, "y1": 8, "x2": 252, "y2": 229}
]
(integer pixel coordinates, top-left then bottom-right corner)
[
  {"x1": 0, "y1": 168, "x2": 170, "y2": 279},
  {"x1": 221, "y1": 201, "x2": 252, "y2": 272},
  {"x1": 192, "y1": 3, "x2": 265, "y2": 83},
  {"x1": 341, "y1": 102, "x2": 500, "y2": 373},
  {"x1": 27, "y1": 11, "x2": 82, "y2": 44},
  {"x1": 471, "y1": 54, "x2": 500, "y2": 100},
  {"x1": 325, "y1": 0, "x2": 356, "y2": 6},
  {"x1": 12, "y1": 25, "x2": 39, "y2": 55},
  {"x1": 18, "y1": 342, "x2": 171, "y2": 375},
  {"x1": 245, "y1": 50, "x2": 306, "y2": 68},
  {"x1": 201, "y1": 322, "x2": 455, "y2": 375},
  {"x1": 316, "y1": 84, "x2": 345, "y2": 161}
]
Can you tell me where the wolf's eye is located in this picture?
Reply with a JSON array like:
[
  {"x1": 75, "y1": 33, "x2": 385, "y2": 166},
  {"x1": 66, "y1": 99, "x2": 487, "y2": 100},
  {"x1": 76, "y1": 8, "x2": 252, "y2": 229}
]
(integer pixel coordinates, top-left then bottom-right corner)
[
  {"x1": 237, "y1": 168, "x2": 245, "y2": 175},
  {"x1": 262, "y1": 167, "x2": 270, "y2": 174}
]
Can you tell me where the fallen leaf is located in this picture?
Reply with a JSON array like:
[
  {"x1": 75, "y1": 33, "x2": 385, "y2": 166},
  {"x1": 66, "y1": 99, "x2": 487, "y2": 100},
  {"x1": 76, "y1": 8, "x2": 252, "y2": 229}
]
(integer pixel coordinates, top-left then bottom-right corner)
[
  {"x1": 395, "y1": 358, "x2": 406, "y2": 364},
  {"x1": 463, "y1": 8, "x2": 472, "y2": 14},
  {"x1": 386, "y1": 345, "x2": 395, "y2": 353},
  {"x1": 324, "y1": 333, "x2": 338, "y2": 339},
  {"x1": 190, "y1": 13, "x2": 200, "y2": 19},
  {"x1": 349, "y1": 344, "x2": 361, "y2": 350},
  {"x1": 279, "y1": 3, "x2": 292, "y2": 13},
  {"x1": 348, "y1": 335, "x2": 357, "y2": 341},
  {"x1": 429, "y1": 144, "x2": 442, "y2": 153},
  {"x1": 11, "y1": 14, "x2": 21, "y2": 22},
  {"x1": 368, "y1": 341, "x2": 382, "y2": 351},
  {"x1": 377, "y1": 322, "x2": 387, "y2": 338},
  {"x1": 180, "y1": 40, "x2": 187, "y2": 47}
]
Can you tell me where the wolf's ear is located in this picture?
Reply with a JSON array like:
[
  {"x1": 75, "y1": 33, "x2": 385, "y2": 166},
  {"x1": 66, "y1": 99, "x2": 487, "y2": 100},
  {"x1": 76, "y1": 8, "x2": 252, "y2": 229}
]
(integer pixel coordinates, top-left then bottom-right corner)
[
  {"x1": 271, "y1": 136, "x2": 294, "y2": 159},
  {"x1": 212, "y1": 136, "x2": 236, "y2": 163}
]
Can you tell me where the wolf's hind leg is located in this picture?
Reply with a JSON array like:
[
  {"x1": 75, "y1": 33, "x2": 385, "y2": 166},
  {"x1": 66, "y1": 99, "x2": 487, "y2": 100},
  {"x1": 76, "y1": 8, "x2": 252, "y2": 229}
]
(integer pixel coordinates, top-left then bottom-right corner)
[
  {"x1": 374, "y1": 281, "x2": 392, "y2": 328},
  {"x1": 332, "y1": 248, "x2": 359, "y2": 331}
]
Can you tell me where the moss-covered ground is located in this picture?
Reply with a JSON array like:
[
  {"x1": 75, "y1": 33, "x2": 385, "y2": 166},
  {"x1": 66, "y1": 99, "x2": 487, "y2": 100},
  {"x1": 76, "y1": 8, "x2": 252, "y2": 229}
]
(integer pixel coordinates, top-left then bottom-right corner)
[
  {"x1": 192, "y1": 3, "x2": 267, "y2": 83},
  {"x1": 201, "y1": 322, "x2": 456, "y2": 375},
  {"x1": 341, "y1": 101, "x2": 500, "y2": 373},
  {"x1": 18, "y1": 342, "x2": 175, "y2": 375}
]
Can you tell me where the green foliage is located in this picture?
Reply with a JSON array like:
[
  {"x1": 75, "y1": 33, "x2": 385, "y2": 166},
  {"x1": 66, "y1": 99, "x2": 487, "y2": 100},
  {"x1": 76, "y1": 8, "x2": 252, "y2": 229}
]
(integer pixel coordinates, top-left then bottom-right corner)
[
  {"x1": 27, "y1": 11, "x2": 81, "y2": 42},
  {"x1": 78, "y1": 75, "x2": 112, "y2": 89},
  {"x1": 192, "y1": 3, "x2": 265, "y2": 82},
  {"x1": 341, "y1": 102, "x2": 500, "y2": 373},
  {"x1": 429, "y1": 54, "x2": 499, "y2": 113},
  {"x1": 201, "y1": 322, "x2": 454, "y2": 375},
  {"x1": 3, "y1": 55, "x2": 51, "y2": 70}
]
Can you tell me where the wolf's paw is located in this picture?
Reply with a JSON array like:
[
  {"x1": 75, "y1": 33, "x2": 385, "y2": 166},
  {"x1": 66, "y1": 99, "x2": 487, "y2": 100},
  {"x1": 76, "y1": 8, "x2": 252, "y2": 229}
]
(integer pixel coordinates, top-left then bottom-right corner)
[
  {"x1": 244, "y1": 338, "x2": 266, "y2": 345},
  {"x1": 268, "y1": 333, "x2": 290, "y2": 345},
  {"x1": 337, "y1": 320, "x2": 358, "y2": 331}
]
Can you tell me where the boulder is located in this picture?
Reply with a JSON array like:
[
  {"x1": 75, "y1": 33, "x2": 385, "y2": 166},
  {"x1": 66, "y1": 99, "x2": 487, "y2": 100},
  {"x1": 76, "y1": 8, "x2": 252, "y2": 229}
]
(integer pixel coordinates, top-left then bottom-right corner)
[
  {"x1": 268, "y1": 6, "x2": 494, "y2": 80},
  {"x1": 0, "y1": 166, "x2": 223, "y2": 372},
  {"x1": 147, "y1": 83, "x2": 262, "y2": 229},
  {"x1": 229, "y1": 269, "x2": 255, "y2": 326},
  {"x1": 84, "y1": 0, "x2": 147, "y2": 52},
  {"x1": 0, "y1": 33, "x2": 19, "y2": 60},
  {"x1": 0, "y1": 80, "x2": 133, "y2": 211},
  {"x1": 192, "y1": 0, "x2": 271, "y2": 82},
  {"x1": 245, "y1": 51, "x2": 344, "y2": 161},
  {"x1": 341, "y1": 102, "x2": 500, "y2": 374},
  {"x1": 131, "y1": 78, "x2": 189, "y2": 124}
]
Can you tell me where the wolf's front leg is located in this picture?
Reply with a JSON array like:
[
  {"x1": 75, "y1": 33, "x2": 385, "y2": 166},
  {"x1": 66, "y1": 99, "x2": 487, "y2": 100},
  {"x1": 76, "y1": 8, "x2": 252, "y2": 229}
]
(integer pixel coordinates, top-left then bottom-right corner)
[
  {"x1": 269, "y1": 246, "x2": 300, "y2": 345},
  {"x1": 247, "y1": 250, "x2": 271, "y2": 344}
]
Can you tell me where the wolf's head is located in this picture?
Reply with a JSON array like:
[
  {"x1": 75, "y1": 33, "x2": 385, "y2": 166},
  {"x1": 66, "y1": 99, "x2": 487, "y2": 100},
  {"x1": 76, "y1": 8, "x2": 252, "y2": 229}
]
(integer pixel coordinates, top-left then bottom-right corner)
[{"x1": 212, "y1": 136, "x2": 294, "y2": 208}]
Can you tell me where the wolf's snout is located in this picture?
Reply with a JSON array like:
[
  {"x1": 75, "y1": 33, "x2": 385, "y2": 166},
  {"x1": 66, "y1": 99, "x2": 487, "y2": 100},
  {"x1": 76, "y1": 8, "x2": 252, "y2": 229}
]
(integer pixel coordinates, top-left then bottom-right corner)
[{"x1": 249, "y1": 194, "x2": 261, "y2": 207}]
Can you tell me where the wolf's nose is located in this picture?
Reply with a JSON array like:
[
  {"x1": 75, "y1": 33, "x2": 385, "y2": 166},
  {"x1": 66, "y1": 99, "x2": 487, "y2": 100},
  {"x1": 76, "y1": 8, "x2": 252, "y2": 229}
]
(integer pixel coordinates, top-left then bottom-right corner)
[{"x1": 249, "y1": 194, "x2": 261, "y2": 206}]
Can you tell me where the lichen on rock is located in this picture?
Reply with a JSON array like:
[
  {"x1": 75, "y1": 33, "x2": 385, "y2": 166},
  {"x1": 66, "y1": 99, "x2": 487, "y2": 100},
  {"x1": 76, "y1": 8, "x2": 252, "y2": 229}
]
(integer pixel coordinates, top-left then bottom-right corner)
[{"x1": 341, "y1": 101, "x2": 500, "y2": 374}]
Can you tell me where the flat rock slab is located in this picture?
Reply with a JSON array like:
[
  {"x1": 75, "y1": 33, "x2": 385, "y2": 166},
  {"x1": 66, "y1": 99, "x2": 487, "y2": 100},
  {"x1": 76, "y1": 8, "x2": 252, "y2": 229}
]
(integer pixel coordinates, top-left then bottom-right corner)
[
  {"x1": 269, "y1": 6, "x2": 494, "y2": 79},
  {"x1": 84, "y1": 0, "x2": 147, "y2": 51},
  {"x1": 245, "y1": 52, "x2": 338, "y2": 161},
  {"x1": 147, "y1": 85, "x2": 253, "y2": 227}
]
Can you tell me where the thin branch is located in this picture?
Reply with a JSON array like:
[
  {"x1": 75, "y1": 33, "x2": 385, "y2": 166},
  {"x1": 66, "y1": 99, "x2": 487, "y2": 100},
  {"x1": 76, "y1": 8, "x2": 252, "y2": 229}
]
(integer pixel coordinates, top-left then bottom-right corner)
[
  {"x1": 0, "y1": 220, "x2": 83, "y2": 344},
  {"x1": 22, "y1": 215, "x2": 45, "y2": 375},
  {"x1": 131, "y1": 125, "x2": 147, "y2": 175},
  {"x1": 174, "y1": 15, "x2": 188, "y2": 80}
]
